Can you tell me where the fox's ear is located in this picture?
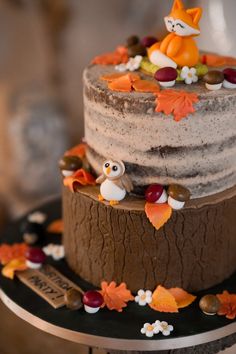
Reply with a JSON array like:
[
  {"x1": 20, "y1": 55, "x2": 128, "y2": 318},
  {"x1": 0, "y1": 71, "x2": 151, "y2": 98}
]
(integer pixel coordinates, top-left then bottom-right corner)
[
  {"x1": 171, "y1": 0, "x2": 184, "y2": 12},
  {"x1": 186, "y1": 7, "x2": 202, "y2": 25}
]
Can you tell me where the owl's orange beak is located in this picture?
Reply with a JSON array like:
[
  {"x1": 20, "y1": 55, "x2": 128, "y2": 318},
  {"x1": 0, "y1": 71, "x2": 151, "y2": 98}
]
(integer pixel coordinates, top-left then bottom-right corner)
[{"x1": 106, "y1": 166, "x2": 111, "y2": 175}]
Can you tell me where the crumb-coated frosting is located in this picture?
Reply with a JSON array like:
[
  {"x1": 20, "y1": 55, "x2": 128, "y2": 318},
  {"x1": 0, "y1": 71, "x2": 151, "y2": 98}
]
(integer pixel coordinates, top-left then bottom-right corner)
[{"x1": 83, "y1": 65, "x2": 236, "y2": 198}]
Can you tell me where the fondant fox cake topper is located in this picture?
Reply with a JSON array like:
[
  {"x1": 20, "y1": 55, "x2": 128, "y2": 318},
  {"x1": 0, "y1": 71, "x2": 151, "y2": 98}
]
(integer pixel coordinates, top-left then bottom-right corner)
[{"x1": 148, "y1": 0, "x2": 202, "y2": 68}]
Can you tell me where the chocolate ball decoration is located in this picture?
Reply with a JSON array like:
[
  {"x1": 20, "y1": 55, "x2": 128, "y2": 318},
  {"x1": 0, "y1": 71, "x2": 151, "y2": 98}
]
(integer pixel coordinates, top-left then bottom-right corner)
[
  {"x1": 59, "y1": 156, "x2": 83, "y2": 177},
  {"x1": 126, "y1": 35, "x2": 140, "y2": 47},
  {"x1": 145, "y1": 184, "x2": 167, "y2": 204},
  {"x1": 199, "y1": 294, "x2": 221, "y2": 315},
  {"x1": 203, "y1": 71, "x2": 224, "y2": 91},
  {"x1": 64, "y1": 288, "x2": 83, "y2": 310},
  {"x1": 167, "y1": 184, "x2": 190, "y2": 210},
  {"x1": 155, "y1": 67, "x2": 178, "y2": 87},
  {"x1": 141, "y1": 36, "x2": 158, "y2": 48},
  {"x1": 128, "y1": 43, "x2": 146, "y2": 58},
  {"x1": 25, "y1": 247, "x2": 46, "y2": 269},
  {"x1": 82, "y1": 290, "x2": 104, "y2": 314},
  {"x1": 223, "y1": 68, "x2": 236, "y2": 89}
]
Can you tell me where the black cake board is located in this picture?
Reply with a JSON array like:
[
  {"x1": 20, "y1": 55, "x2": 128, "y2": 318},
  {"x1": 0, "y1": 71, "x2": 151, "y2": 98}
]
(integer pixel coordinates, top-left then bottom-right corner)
[{"x1": 0, "y1": 199, "x2": 235, "y2": 353}]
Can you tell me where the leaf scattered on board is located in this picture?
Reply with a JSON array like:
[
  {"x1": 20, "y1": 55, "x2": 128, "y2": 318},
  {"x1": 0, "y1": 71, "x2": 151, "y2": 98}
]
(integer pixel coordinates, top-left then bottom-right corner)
[
  {"x1": 47, "y1": 219, "x2": 64, "y2": 234},
  {"x1": 0, "y1": 243, "x2": 29, "y2": 265},
  {"x1": 149, "y1": 285, "x2": 178, "y2": 313},
  {"x1": 216, "y1": 290, "x2": 236, "y2": 320},
  {"x1": 155, "y1": 89, "x2": 199, "y2": 122},
  {"x1": 2, "y1": 257, "x2": 27, "y2": 279},
  {"x1": 99, "y1": 281, "x2": 134, "y2": 312},
  {"x1": 145, "y1": 202, "x2": 172, "y2": 230},
  {"x1": 168, "y1": 287, "x2": 196, "y2": 308}
]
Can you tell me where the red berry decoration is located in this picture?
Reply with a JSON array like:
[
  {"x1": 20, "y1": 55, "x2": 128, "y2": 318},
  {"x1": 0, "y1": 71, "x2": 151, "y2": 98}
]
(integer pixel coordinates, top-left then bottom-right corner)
[
  {"x1": 141, "y1": 36, "x2": 158, "y2": 48},
  {"x1": 145, "y1": 184, "x2": 164, "y2": 203}
]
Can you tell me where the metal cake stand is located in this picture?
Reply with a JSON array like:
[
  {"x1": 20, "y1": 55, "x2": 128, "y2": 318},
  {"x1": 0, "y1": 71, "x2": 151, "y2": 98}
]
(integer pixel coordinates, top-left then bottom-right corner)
[{"x1": 0, "y1": 199, "x2": 235, "y2": 354}]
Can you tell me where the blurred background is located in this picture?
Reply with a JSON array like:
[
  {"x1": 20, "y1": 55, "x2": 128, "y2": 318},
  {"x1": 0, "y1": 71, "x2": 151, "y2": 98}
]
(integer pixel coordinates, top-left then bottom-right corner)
[{"x1": 0, "y1": 0, "x2": 235, "y2": 353}]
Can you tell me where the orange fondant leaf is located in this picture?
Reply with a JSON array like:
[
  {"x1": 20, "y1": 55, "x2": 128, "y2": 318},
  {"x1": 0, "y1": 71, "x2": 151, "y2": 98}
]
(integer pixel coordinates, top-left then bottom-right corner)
[
  {"x1": 101, "y1": 72, "x2": 140, "y2": 83},
  {"x1": 168, "y1": 288, "x2": 196, "y2": 308},
  {"x1": 0, "y1": 243, "x2": 29, "y2": 265},
  {"x1": 201, "y1": 53, "x2": 236, "y2": 67},
  {"x1": 92, "y1": 46, "x2": 128, "y2": 65},
  {"x1": 47, "y1": 219, "x2": 64, "y2": 234},
  {"x1": 216, "y1": 290, "x2": 236, "y2": 320},
  {"x1": 155, "y1": 89, "x2": 199, "y2": 122},
  {"x1": 99, "y1": 281, "x2": 134, "y2": 312},
  {"x1": 133, "y1": 79, "x2": 160, "y2": 93},
  {"x1": 64, "y1": 143, "x2": 87, "y2": 159},
  {"x1": 108, "y1": 74, "x2": 133, "y2": 92},
  {"x1": 145, "y1": 203, "x2": 172, "y2": 230},
  {"x1": 149, "y1": 285, "x2": 178, "y2": 313},
  {"x1": 63, "y1": 168, "x2": 96, "y2": 192},
  {"x1": 2, "y1": 257, "x2": 27, "y2": 279}
]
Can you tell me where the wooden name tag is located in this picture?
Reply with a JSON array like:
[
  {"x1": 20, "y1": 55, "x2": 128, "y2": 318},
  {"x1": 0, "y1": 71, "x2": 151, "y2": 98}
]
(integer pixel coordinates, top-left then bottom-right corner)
[
  {"x1": 38, "y1": 264, "x2": 84, "y2": 295},
  {"x1": 17, "y1": 269, "x2": 65, "y2": 309}
]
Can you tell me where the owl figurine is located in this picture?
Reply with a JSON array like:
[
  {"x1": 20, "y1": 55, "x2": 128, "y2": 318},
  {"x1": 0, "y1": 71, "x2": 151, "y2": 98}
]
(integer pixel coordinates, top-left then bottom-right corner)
[{"x1": 96, "y1": 159, "x2": 133, "y2": 205}]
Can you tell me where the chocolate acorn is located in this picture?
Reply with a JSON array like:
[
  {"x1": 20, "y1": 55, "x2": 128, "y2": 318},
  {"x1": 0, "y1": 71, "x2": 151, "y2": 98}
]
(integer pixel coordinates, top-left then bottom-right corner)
[
  {"x1": 59, "y1": 156, "x2": 83, "y2": 177},
  {"x1": 82, "y1": 290, "x2": 104, "y2": 314},
  {"x1": 154, "y1": 67, "x2": 178, "y2": 87},
  {"x1": 21, "y1": 221, "x2": 44, "y2": 245},
  {"x1": 223, "y1": 68, "x2": 236, "y2": 89},
  {"x1": 126, "y1": 35, "x2": 140, "y2": 47},
  {"x1": 199, "y1": 294, "x2": 221, "y2": 315},
  {"x1": 25, "y1": 247, "x2": 46, "y2": 269},
  {"x1": 167, "y1": 184, "x2": 190, "y2": 210},
  {"x1": 203, "y1": 70, "x2": 224, "y2": 91},
  {"x1": 64, "y1": 288, "x2": 83, "y2": 310},
  {"x1": 128, "y1": 43, "x2": 146, "y2": 58},
  {"x1": 145, "y1": 184, "x2": 168, "y2": 204}
]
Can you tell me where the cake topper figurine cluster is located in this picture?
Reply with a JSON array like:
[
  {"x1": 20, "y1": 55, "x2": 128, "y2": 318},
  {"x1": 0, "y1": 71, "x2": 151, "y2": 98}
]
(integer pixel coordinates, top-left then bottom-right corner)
[{"x1": 148, "y1": 0, "x2": 202, "y2": 68}]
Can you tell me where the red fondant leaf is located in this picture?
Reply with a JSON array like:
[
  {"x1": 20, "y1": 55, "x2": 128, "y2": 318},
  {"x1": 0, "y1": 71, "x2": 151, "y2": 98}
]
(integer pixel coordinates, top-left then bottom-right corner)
[
  {"x1": 145, "y1": 203, "x2": 172, "y2": 230},
  {"x1": 99, "y1": 281, "x2": 134, "y2": 312},
  {"x1": 47, "y1": 219, "x2": 64, "y2": 234},
  {"x1": 64, "y1": 143, "x2": 87, "y2": 159},
  {"x1": 133, "y1": 79, "x2": 160, "y2": 93},
  {"x1": 216, "y1": 290, "x2": 236, "y2": 320},
  {"x1": 92, "y1": 46, "x2": 128, "y2": 65},
  {"x1": 63, "y1": 168, "x2": 96, "y2": 192},
  {"x1": 2, "y1": 257, "x2": 27, "y2": 279},
  {"x1": 0, "y1": 243, "x2": 29, "y2": 265},
  {"x1": 149, "y1": 285, "x2": 178, "y2": 313},
  {"x1": 108, "y1": 74, "x2": 133, "y2": 92},
  {"x1": 101, "y1": 72, "x2": 140, "y2": 83},
  {"x1": 201, "y1": 53, "x2": 236, "y2": 67},
  {"x1": 168, "y1": 288, "x2": 196, "y2": 308},
  {"x1": 155, "y1": 89, "x2": 199, "y2": 122}
]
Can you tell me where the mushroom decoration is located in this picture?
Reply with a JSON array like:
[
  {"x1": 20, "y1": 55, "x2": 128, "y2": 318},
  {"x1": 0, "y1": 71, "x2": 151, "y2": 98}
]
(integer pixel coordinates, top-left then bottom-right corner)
[
  {"x1": 82, "y1": 290, "x2": 104, "y2": 314},
  {"x1": 64, "y1": 288, "x2": 83, "y2": 310},
  {"x1": 25, "y1": 247, "x2": 46, "y2": 269},
  {"x1": 199, "y1": 294, "x2": 221, "y2": 315},
  {"x1": 167, "y1": 184, "x2": 190, "y2": 210},
  {"x1": 223, "y1": 68, "x2": 236, "y2": 89},
  {"x1": 59, "y1": 156, "x2": 83, "y2": 177},
  {"x1": 203, "y1": 71, "x2": 224, "y2": 91},
  {"x1": 154, "y1": 67, "x2": 178, "y2": 87},
  {"x1": 21, "y1": 221, "x2": 44, "y2": 245},
  {"x1": 145, "y1": 184, "x2": 168, "y2": 204}
]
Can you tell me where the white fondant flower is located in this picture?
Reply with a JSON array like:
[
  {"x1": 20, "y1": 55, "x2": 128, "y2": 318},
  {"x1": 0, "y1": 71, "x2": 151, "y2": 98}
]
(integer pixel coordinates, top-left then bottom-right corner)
[
  {"x1": 155, "y1": 320, "x2": 174, "y2": 336},
  {"x1": 180, "y1": 66, "x2": 198, "y2": 85},
  {"x1": 28, "y1": 211, "x2": 47, "y2": 224},
  {"x1": 115, "y1": 55, "x2": 143, "y2": 72},
  {"x1": 43, "y1": 244, "x2": 65, "y2": 260},
  {"x1": 140, "y1": 322, "x2": 160, "y2": 337},
  {"x1": 135, "y1": 289, "x2": 152, "y2": 306}
]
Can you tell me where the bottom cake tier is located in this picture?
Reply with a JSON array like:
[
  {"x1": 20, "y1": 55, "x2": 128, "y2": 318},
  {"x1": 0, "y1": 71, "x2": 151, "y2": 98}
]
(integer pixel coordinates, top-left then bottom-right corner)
[{"x1": 62, "y1": 185, "x2": 236, "y2": 293}]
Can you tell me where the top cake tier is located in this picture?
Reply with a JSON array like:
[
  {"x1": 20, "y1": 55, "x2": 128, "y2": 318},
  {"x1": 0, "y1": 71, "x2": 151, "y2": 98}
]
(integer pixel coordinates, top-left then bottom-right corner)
[{"x1": 84, "y1": 65, "x2": 236, "y2": 199}]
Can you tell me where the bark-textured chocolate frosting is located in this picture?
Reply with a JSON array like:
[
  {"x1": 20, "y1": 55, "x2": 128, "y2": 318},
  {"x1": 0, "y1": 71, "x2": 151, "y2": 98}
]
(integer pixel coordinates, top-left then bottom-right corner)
[
  {"x1": 84, "y1": 65, "x2": 236, "y2": 198},
  {"x1": 63, "y1": 185, "x2": 236, "y2": 292}
]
